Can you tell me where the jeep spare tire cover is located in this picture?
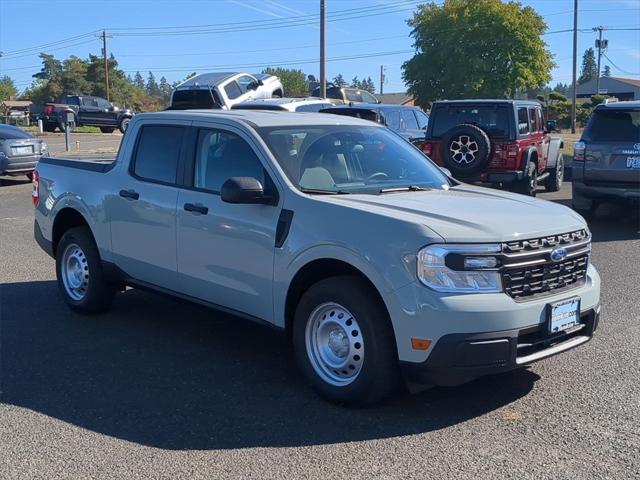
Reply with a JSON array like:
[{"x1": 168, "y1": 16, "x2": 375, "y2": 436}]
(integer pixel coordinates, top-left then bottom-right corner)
[{"x1": 439, "y1": 123, "x2": 492, "y2": 177}]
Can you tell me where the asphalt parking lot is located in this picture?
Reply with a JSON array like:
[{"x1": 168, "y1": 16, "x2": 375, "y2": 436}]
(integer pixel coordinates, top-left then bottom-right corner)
[
  {"x1": 42, "y1": 132, "x2": 123, "y2": 157},
  {"x1": 0, "y1": 175, "x2": 638, "y2": 479}
]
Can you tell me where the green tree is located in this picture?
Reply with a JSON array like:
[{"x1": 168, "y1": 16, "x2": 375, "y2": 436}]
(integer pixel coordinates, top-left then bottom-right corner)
[
  {"x1": 146, "y1": 72, "x2": 160, "y2": 96},
  {"x1": 60, "y1": 56, "x2": 91, "y2": 95},
  {"x1": 332, "y1": 74, "x2": 347, "y2": 87},
  {"x1": 262, "y1": 67, "x2": 306, "y2": 96},
  {"x1": 158, "y1": 76, "x2": 172, "y2": 103},
  {"x1": 402, "y1": 0, "x2": 554, "y2": 106},
  {"x1": 133, "y1": 71, "x2": 145, "y2": 89},
  {"x1": 578, "y1": 48, "x2": 598, "y2": 85},
  {"x1": 361, "y1": 76, "x2": 376, "y2": 93},
  {"x1": 350, "y1": 76, "x2": 361, "y2": 89},
  {"x1": 0, "y1": 75, "x2": 18, "y2": 101},
  {"x1": 602, "y1": 65, "x2": 611, "y2": 77}
]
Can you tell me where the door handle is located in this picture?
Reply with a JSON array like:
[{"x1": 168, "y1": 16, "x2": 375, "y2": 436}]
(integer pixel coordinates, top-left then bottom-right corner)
[
  {"x1": 119, "y1": 189, "x2": 139, "y2": 200},
  {"x1": 184, "y1": 203, "x2": 208, "y2": 215}
]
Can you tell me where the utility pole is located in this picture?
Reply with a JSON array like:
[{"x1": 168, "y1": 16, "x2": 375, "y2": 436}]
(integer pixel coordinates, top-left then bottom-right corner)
[
  {"x1": 571, "y1": 0, "x2": 578, "y2": 134},
  {"x1": 319, "y1": 0, "x2": 326, "y2": 98},
  {"x1": 99, "y1": 30, "x2": 112, "y2": 101},
  {"x1": 594, "y1": 26, "x2": 607, "y2": 95},
  {"x1": 379, "y1": 65, "x2": 385, "y2": 95}
]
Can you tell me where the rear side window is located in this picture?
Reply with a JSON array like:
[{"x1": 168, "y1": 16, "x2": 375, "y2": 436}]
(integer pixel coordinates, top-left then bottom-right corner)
[
  {"x1": 401, "y1": 109, "x2": 419, "y2": 130},
  {"x1": 345, "y1": 90, "x2": 364, "y2": 102},
  {"x1": 295, "y1": 103, "x2": 332, "y2": 112},
  {"x1": 414, "y1": 110, "x2": 429, "y2": 130},
  {"x1": 431, "y1": 105, "x2": 510, "y2": 138},
  {"x1": 385, "y1": 110, "x2": 400, "y2": 130},
  {"x1": 224, "y1": 81, "x2": 243, "y2": 100},
  {"x1": 583, "y1": 108, "x2": 640, "y2": 142},
  {"x1": 62, "y1": 96, "x2": 79, "y2": 106},
  {"x1": 517, "y1": 107, "x2": 529, "y2": 135},
  {"x1": 133, "y1": 125, "x2": 185, "y2": 184},
  {"x1": 528, "y1": 108, "x2": 537, "y2": 132}
]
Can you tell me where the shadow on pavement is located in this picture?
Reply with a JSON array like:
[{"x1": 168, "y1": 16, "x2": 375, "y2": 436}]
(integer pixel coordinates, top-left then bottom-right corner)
[
  {"x1": 0, "y1": 177, "x2": 31, "y2": 187},
  {"x1": 1, "y1": 280, "x2": 538, "y2": 450}
]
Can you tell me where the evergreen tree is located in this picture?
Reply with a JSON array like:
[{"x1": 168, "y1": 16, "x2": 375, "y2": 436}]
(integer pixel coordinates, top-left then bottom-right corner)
[
  {"x1": 350, "y1": 76, "x2": 361, "y2": 89},
  {"x1": 133, "y1": 71, "x2": 145, "y2": 89},
  {"x1": 332, "y1": 74, "x2": 347, "y2": 87},
  {"x1": 146, "y1": 72, "x2": 159, "y2": 96},
  {"x1": 602, "y1": 65, "x2": 611, "y2": 77},
  {"x1": 158, "y1": 76, "x2": 172, "y2": 102},
  {"x1": 361, "y1": 76, "x2": 376, "y2": 93},
  {"x1": 578, "y1": 48, "x2": 598, "y2": 85}
]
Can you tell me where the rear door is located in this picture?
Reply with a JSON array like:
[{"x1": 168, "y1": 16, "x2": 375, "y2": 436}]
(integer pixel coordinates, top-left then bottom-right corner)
[
  {"x1": 582, "y1": 106, "x2": 640, "y2": 185},
  {"x1": 109, "y1": 121, "x2": 189, "y2": 289},
  {"x1": 528, "y1": 106, "x2": 546, "y2": 172},
  {"x1": 400, "y1": 108, "x2": 423, "y2": 144},
  {"x1": 95, "y1": 97, "x2": 118, "y2": 125},
  {"x1": 79, "y1": 97, "x2": 102, "y2": 124}
]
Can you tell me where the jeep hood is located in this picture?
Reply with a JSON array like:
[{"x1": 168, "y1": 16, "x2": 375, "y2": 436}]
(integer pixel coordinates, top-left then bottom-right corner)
[{"x1": 329, "y1": 185, "x2": 587, "y2": 243}]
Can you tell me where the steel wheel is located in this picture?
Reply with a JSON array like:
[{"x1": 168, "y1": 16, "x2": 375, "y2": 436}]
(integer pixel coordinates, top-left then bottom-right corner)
[
  {"x1": 305, "y1": 302, "x2": 365, "y2": 387},
  {"x1": 450, "y1": 135, "x2": 479, "y2": 164},
  {"x1": 61, "y1": 243, "x2": 90, "y2": 301}
]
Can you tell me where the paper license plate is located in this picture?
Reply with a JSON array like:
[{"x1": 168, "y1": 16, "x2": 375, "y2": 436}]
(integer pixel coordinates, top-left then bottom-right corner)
[{"x1": 548, "y1": 297, "x2": 581, "y2": 334}]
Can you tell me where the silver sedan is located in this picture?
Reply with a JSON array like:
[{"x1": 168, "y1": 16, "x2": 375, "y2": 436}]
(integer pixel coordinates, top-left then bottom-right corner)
[{"x1": 0, "y1": 124, "x2": 48, "y2": 180}]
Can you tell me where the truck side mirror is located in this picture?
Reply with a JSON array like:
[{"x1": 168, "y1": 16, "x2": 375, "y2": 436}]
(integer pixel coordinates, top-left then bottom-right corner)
[{"x1": 221, "y1": 177, "x2": 275, "y2": 205}]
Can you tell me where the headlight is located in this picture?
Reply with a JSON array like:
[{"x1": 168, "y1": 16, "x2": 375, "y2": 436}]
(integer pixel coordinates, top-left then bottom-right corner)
[{"x1": 417, "y1": 244, "x2": 502, "y2": 293}]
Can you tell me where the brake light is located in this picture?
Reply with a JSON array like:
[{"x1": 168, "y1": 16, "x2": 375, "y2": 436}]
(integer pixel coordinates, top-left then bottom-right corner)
[
  {"x1": 574, "y1": 141, "x2": 586, "y2": 161},
  {"x1": 44, "y1": 105, "x2": 54, "y2": 115},
  {"x1": 506, "y1": 142, "x2": 519, "y2": 157},
  {"x1": 32, "y1": 170, "x2": 39, "y2": 206},
  {"x1": 421, "y1": 142, "x2": 432, "y2": 157}
]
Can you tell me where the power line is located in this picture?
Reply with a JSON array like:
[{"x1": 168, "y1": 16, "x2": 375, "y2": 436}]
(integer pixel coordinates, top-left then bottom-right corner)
[
  {"x1": 0, "y1": 39, "x2": 98, "y2": 60},
  {"x1": 0, "y1": 31, "x2": 100, "y2": 57},
  {"x1": 602, "y1": 52, "x2": 640, "y2": 76}
]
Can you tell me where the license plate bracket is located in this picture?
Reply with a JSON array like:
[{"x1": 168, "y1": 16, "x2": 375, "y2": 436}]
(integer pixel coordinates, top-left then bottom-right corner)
[{"x1": 547, "y1": 297, "x2": 581, "y2": 335}]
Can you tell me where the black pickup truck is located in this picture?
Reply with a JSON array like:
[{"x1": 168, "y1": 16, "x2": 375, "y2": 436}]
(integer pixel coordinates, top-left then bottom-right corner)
[{"x1": 30, "y1": 95, "x2": 134, "y2": 134}]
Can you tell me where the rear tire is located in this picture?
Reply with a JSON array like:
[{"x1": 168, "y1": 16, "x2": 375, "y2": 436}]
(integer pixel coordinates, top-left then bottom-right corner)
[
  {"x1": 512, "y1": 162, "x2": 538, "y2": 196},
  {"x1": 100, "y1": 127, "x2": 115, "y2": 134},
  {"x1": 544, "y1": 153, "x2": 564, "y2": 192},
  {"x1": 293, "y1": 276, "x2": 398, "y2": 405},
  {"x1": 55, "y1": 226, "x2": 115, "y2": 313},
  {"x1": 118, "y1": 117, "x2": 131, "y2": 134}
]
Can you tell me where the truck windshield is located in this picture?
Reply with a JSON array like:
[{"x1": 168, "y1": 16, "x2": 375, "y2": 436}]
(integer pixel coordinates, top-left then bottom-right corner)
[
  {"x1": 258, "y1": 125, "x2": 449, "y2": 194},
  {"x1": 583, "y1": 108, "x2": 640, "y2": 142},
  {"x1": 431, "y1": 105, "x2": 510, "y2": 138}
]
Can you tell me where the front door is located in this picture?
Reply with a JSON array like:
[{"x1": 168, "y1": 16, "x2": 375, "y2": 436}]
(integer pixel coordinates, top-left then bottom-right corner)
[
  {"x1": 176, "y1": 125, "x2": 281, "y2": 321},
  {"x1": 109, "y1": 122, "x2": 188, "y2": 289}
]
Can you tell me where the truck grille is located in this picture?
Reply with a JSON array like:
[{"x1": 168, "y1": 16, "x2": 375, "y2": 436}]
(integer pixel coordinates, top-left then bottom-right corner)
[{"x1": 500, "y1": 229, "x2": 591, "y2": 300}]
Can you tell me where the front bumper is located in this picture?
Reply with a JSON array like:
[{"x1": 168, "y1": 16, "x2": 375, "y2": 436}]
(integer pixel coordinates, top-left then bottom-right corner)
[
  {"x1": 401, "y1": 304, "x2": 600, "y2": 389},
  {"x1": 0, "y1": 154, "x2": 39, "y2": 175}
]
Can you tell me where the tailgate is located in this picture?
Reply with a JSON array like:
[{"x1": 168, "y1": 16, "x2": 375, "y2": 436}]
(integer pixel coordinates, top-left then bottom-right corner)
[{"x1": 583, "y1": 142, "x2": 640, "y2": 185}]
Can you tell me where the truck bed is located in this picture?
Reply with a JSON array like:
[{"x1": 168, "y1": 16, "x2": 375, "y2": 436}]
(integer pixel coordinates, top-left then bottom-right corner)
[{"x1": 39, "y1": 156, "x2": 116, "y2": 173}]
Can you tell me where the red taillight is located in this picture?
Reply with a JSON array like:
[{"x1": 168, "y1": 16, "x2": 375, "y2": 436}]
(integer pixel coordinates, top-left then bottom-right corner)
[
  {"x1": 421, "y1": 142, "x2": 432, "y2": 157},
  {"x1": 32, "y1": 170, "x2": 39, "y2": 206},
  {"x1": 574, "y1": 141, "x2": 586, "y2": 162},
  {"x1": 506, "y1": 142, "x2": 519, "y2": 157},
  {"x1": 44, "y1": 105, "x2": 54, "y2": 115}
]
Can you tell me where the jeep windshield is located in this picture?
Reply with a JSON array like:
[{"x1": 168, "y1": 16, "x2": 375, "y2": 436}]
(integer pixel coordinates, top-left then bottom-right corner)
[
  {"x1": 258, "y1": 125, "x2": 449, "y2": 194},
  {"x1": 431, "y1": 105, "x2": 510, "y2": 138}
]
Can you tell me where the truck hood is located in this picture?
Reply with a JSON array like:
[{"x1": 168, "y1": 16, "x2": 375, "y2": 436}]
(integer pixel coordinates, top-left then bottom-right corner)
[{"x1": 328, "y1": 184, "x2": 586, "y2": 243}]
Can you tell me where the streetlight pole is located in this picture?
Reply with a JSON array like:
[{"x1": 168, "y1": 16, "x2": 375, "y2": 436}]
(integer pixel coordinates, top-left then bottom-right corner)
[
  {"x1": 571, "y1": 0, "x2": 578, "y2": 134},
  {"x1": 319, "y1": 0, "x2": 326, "y2": 98}
]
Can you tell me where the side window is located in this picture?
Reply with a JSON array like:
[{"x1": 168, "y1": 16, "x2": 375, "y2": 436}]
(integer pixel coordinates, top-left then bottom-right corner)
[
  {"x1": 236, "y1": 75, "x2": 256, "y2": 93},
  {"x1": 401, "y1": 109, "x2": 419, "y2": 130},
  {"x1": 345, "y1": 90, "x2": 363, "y2": 102},
  {"x1": 536, "y1": 108, "x2": 544, "y2": 132},
  {"x1": 97, "y1": 98, "x2": 111, "y2": 109},
  {"x1": 63, "y1": 96, "x2": 79, "y2": 106},
  {"x1": 83, "y1": 97, "x2": 99, "y2": 108},
  {"x1": 414, "y1": 110, "x2": 429, "y2": 130},
  {"x1": 361, "y1": 91, "x2": 378, "y2": 103},
  {"x1": 528, "y1": 108, "x2": 537, "y2": 132},
  {"x1": 133, "y1": 125, "x2": 184, "y2": 184},
  {"x1": 517, "y1": 107, "x2": 529, "y2": 135},
  {"x1": 385, "y1": 109, "x2": 400, "y2": 130},
  {"x1": 224, "y1": 81, "x2": 243, "y2": 100},
  {"x1": 194, "y1": 129, "x2": 265, "y2": 193}
]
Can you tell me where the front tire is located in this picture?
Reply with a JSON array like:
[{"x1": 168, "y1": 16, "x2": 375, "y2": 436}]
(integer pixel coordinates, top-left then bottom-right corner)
[
  {"x1": 56, "y1": 226, "x2": 115, "y2": 313},
  {"x1": 118, "y1": 117, "x2": 131, "y2": 134},
  {"x1": 100, "y1": 127, "x2": 115, "y2": 134},
  {"x1": 544, "y1": 153, "x2": 564, "y2": 192},
  {"x1": 293, "y1": 276, "x2": 398, "y2": 405},
  {"x1": 512, "y1": 162, "x2": 538, "y2": 196}
]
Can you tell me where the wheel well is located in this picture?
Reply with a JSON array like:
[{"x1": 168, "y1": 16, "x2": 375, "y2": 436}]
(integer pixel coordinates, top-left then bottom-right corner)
[
  {"x1": 284, "y1": 259, "x2": 387, "y2": 337},
  {"x1": 52, "y1": 208, "x2": 89, "y2": 256},
  {"x1": 272, "y1": 89, "x2": 284, "y2": 98}
]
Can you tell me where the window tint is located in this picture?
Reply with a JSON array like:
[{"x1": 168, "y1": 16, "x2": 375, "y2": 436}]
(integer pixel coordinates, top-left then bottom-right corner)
[
  {"x1": 583, "y1": 108, "x2": 640, "y2": 142},
  {"x1": 83, "y1": 97, "x2": 99, "y2": 108},
  {"x1": 535, "y1": 108, "x2": 543, "y2": 131},
  {"x1": 528, "y1": 108, "x2": 537, "y2": 132},
  {"x1": 97, "y1": 98, "x2": 111, "y2": 109},
  {"x1": 385, "y1": 109, "x2": 400, "y2": 130},
  {"x1": 194, "y1": 129, "x2": 265, "y2": 192},
  {"x1": 224, "y1": 81, "x2": 243, "y2": 100},
  {"x1": 414, "y1": 110, "x2": 429, "y2": 129},
  {"x1": 63, "y1": 96, "x2": 80, "y2": 106},
  {"x1": 133, "y1": 125, "x2": 184, "y2": 184},
  {"x1": 170, "y1": 89, "x2": 221, "y2": 109},
  {"x1": 517, "y1": 107, "x2": 530, "y2": 135},
  {"x1": 432, "y1": 105, "x2": 510, "y2": 138},
  {"x1": 401, "y1": 109, "x2": 419, "y2": 130}
]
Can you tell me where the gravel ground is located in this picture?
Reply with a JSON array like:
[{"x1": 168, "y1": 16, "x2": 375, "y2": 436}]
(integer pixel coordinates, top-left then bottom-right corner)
[{"x1": 0, "y1": 177, "x2": 638, "y2": 480}]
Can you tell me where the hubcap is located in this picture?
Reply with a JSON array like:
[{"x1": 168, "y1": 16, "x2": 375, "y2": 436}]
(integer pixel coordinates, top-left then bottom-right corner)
[
  {"x1": 305, "y1": 303, "x2": 364, "y2": 386},
  {"x1": 450, "y1": 135, "x2": 479, "y2": 164},
  {"x1": 61, "y1": 243, "x2": 89, "y2": 301}
]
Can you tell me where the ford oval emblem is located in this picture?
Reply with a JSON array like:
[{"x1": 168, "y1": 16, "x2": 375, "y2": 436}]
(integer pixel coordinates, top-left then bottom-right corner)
[
  {"x1": 634, "y1": 143, "x2": 640, "y2": 150},
  {"x1": 550, "y1": 247, "x2": 567, "y2": 262}
]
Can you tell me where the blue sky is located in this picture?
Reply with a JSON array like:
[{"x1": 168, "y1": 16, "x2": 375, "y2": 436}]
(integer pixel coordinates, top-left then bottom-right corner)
[{"x1": 1, "y1": 0, "x2": 639, "y2": 95}]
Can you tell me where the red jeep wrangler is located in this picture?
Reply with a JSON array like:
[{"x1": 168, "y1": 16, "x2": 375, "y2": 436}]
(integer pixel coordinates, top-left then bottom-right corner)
[{"x1": 422, "y1": 100, "x2": 564, "y2": 196}]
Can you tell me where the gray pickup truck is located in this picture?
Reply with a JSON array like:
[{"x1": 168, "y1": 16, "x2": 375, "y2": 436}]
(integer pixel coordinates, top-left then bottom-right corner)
[{"x1": 33, "y1": 110, "x2": 601, "y2": 405}]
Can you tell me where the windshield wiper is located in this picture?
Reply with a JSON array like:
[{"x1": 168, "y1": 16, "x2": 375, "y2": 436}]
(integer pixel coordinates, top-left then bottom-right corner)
[
  {"x1": 379, "y1": 185, "x2": 430, "y2": 193},
  {"x1": 300, "y1": 188, "x2": 351, "y2": 195}
]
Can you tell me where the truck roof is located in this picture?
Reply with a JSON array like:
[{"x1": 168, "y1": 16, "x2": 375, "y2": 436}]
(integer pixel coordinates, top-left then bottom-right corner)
[
  {"x1": 594, "y1": 100, "x2": 640, "y2": 109},
  {"x1": 433, "y1": 99, "x2": 542, "y2": 106},
  {"x1": 137, "y1": 109, "x2": 377, "y2": 128}
]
